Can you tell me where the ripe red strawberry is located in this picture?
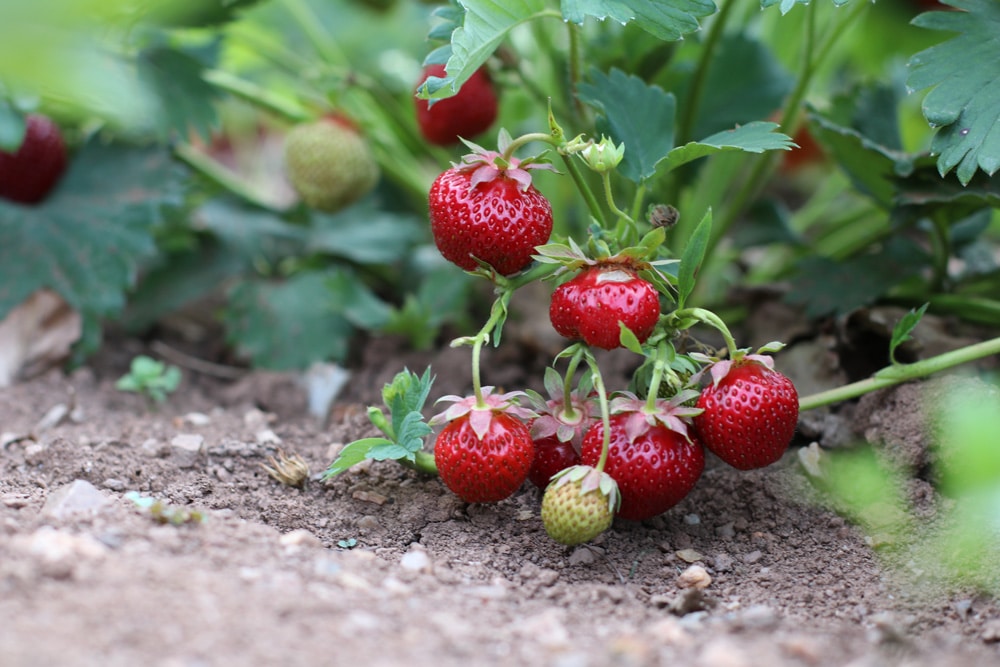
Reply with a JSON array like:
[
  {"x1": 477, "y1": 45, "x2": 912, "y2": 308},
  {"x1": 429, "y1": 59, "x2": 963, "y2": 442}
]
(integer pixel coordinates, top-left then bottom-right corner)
[
  {"x1": 415, "y1": 64, "x2": 498, "y2": 146},
  {"x1": 528, "y1": 435, "x2": 582, "y2": 489},
  {"x1": 283, "y1": 114, "x2": 379, "y2": 212},
  {"x1": 430, "y1": 388, "x2": 535, "y2": 503},
  {"x1": 581, "y1": 395, "x2": 704, "y2": 521},
  {"x1": 428, "y1": 145, "x2": 553, "y2": 276},
  {"x1": 693, "y1": 356, "x2": 799, "y2": 470},
  {"x1": 0, "y1": 114, "x2": 68, "y2": 205},
  {"x1": 549, "y1": 265, "x2": 661, "y2": 350}
]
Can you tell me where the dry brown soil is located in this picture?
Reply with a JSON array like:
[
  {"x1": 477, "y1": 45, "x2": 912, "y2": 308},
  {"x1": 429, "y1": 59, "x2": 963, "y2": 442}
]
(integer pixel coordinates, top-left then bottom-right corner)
[{"x1": 1, "y1": 321, "x2": 999, "y2": 667}]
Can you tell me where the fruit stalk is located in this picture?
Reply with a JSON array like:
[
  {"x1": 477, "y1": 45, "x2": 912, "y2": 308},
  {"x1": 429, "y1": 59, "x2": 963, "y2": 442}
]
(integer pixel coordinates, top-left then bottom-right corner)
[
  {"x1": 584, "y1": 351, "x2": 613, "y2": 475},
  {"x1": 669, "y1": 307, "x2": 740, "y2": 359},
  {"x1": 798, "y1": 336, "x2": 1000, "y2": 411}
]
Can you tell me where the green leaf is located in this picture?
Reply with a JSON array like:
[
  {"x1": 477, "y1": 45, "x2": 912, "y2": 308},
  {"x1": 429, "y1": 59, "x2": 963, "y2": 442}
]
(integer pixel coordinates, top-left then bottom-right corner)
[
  {"x1": 368, "y1": 443, "x2": 414, "y2": 462},
  {"x1": 0, "y1": 101, "x2": 25, "y2": 152},
  {"x1": 393, "y1": 411, "x2": 433, "y2": 457},
  {"x1": 785, "y1": 237, "x2": 930, "y2": 317},
  {"x1": 0, "y1": 140, "x2": 175, "y2": 358},
  {"x1": 761, "y1": 0, "x2": 850, "y2": 14},
  {"x1": 677, "y1": 208, "x2": 711, "y2": 310},
  {"x1": 324, "y1": 437, "x2": 392, "y2": 477},
  {"x1": 908, "y1": 0, "x2": 1000, "y2": 184},
  {"x1": 307, "y1": 205, "x2": 422, "y2": 265},
  {"x1": 806, "y1": 106, "x2": 915, "y2": 208},
  {"x1": 137, "y1": 45, "x2": 220, "y2": 142},
  {"x1": 139, "y1": 0, "x2": 266, "y2": 27},
  {"x1": 382, "y1": 367, "x2": 435, "y2": 422},
  {"x1": 223, "y1": 270, "x2": 355, "y2": 370},
  {"x1": 889, "y1": 303, "x2": 928, "y2": 364},
  {"x1": 327, "y1": 269, "x2": 393, "y2": 330},
  {"x1": 561, "y1": 0, "x2": 715, "y2": 41},
  {"x1": 417, "y1": 0, "x2": 548, "y2": 100},
  {"x1": 619, "y1": 324, "x2": 644, "y2": 355},
  {"x1": 656, "y1": 122, "x2": 794, "y2": 175},
  {"x1": 683, "y1": 31, "x2": 794, "y2": 140},
  {"x1": 577, "y1": 68, "x2": 677, "y2": 183}
]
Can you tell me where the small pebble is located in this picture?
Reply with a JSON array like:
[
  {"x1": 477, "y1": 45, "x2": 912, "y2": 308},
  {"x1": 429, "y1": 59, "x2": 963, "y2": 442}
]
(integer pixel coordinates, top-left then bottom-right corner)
[
  {"x1": 683, "y1": 513, "x2": 701, "y2": 525},
  {"x1": 713, "y1": 553, "x2": 734, "y2": 572},
  {"x1": 41, "y1": 480, "x2": 109, "y2": 518},
  {"x1": 280, "y1": 529, "x2": 322, "y2": 549},
  {"x1": 677, "y1": 564, "x2": 712, "y2": 590},
  {"x1": 675, "y1": 549, "x2": 704, "y2": 563},
  {"x1": 742, "y1": 550, "x2": 763, "y2": 564},
  {"x1": 352, "y1": 490, "x2": 388, "y2": 506},
  {"x1": 568, "y1": 546, "x2": 599, "y2": 566},
  {"x1": 170, "y1": 434, "x2": 205, "y2": 468},
  {"x1": 102, "y1": 478, "x2": 126, "y2": 492},
  {"x1": 399, "y1": 547, "x2": 432, "y2": 573}
]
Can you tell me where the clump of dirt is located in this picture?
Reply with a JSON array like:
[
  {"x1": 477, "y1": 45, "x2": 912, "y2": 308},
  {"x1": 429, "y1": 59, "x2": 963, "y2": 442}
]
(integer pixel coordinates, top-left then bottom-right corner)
[{"x1": 1, "y1": 338, "x2": 999, "y2": 666}]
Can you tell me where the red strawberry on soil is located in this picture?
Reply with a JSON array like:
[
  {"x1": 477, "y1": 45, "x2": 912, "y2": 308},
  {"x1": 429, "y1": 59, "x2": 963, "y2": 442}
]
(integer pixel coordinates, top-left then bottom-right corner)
[
  {"x1": 549, "y1": 265, "x2": 660, "y2": 350},
  {"x1": 0, "y1": 114, "x2": 68, "y2": 205},
  {"x1": 693, "y1": 356, "x2": 799, "y2": 470},
  {"x1": 428, "y1": 142, "x2": 554, "y2": 276},
  {"x1": 581, "y1": 393, "x2": 704, "y2": 521},
  {"x1": 415, "y1": 64, "x2": 498, "y2": 146},
  {"x1": 430, "y1": 388, "x2": 535, "y2": 503}
]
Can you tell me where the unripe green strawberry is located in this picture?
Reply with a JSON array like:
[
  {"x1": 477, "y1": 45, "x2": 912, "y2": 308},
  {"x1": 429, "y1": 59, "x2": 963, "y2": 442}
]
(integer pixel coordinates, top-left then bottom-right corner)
[
  {"x1": 283, "y1": 115, "x2": 379, "y2": 212},
  {"x1": 541, "y1": 465, "x2": 619, "y2": 546}
]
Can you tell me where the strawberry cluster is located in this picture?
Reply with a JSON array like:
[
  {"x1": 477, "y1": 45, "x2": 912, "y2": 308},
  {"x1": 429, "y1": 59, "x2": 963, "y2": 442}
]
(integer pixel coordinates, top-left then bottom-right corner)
[{"x1": 326, "y1": 78, "x2": 801, "y2": 548}]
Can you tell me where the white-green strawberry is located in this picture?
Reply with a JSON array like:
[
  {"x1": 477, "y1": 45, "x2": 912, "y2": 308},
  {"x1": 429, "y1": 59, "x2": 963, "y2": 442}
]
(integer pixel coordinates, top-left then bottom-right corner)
[
  {"x1": 283, "y1": 115, "x2": 379, "y2": 212},
  {"x1": 540, "y1": 465, "x2": 620, "y2": 546}
]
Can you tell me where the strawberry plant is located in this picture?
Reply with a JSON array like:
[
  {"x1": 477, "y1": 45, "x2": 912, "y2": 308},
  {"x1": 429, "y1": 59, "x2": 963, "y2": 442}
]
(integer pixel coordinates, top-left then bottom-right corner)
[{"x1": 4, "y1": 0, "x2": 1000, "y2": 552}]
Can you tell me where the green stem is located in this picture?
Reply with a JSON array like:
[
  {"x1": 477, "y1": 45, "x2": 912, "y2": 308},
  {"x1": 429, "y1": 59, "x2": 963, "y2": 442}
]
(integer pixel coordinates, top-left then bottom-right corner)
[
  {"x1": 567, "y1": 21, "x2": 586, "y2": 124},
  {"x1": 676, "y1": 0, "x2": 736, "y2": 146},
  {"x1": 643, "y1": 342, "x2": 669, "y2": 413},
  {"x1": 470, "y1": 294, "x2": 509, "y2": 407},
  {"x1": 798, "y1": 337, "x2": 1000, "y2": 411},
  {"x1": 398, "y1": 451, "x2": 438, "y2": 476},
  {"x1": 203, "y1": 70, "x2": 311, "y2": 124},
  {"x1": 504, "y1": 261, "x2": 561, "y2": 290},
  {"x1": 560, "y1": 349, "x2": 585, "y2": 421},
  {"x1": 501, "y1": 131, "x2": 560, "y2": 162},
  {"x1": 584, "y1": 352, "x2": 613, "y2": 475},
  {"x1": 670, "y1": 307, "x2": 740, "y2": 358},
  {"x1": 282, "y1": 0, "x2": 348, "y2": 67},
  {"x1": 560, "y1": 152, "x2": 606, "y2": 226},
  {"x1": 602, "y1": 171, "x2": 635, "y2": 228},
  {"x1": 710, "y1": 0, "x2": 868, "y2": 254},
  {"x1": 173, "y1": 143, "x2": 278, "y2": 210}
]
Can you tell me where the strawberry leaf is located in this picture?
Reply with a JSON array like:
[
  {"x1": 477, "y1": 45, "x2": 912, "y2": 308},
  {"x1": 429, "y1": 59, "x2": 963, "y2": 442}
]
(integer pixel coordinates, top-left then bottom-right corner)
[
  {"x1": 655, "y1": 122, "x2": 795, "y2": 176},
  {"x1": 223, "y1": 270, "x2": 355, "y2": 369},
  {"x1": 889, "y1": 303, "x2": 929, "y2": 365},
  {"x1": 677, "y1": 208, "x2": 712, "y2": 310},
  {"x1": 577, "y1": 68, "x2": 677, "y2": 183},
  {"x1": 417, "y1": 0, "x2": 549, "y2": 100},
  {"x1": 561, "y1": 0, "x2": 716, "y2": 41},
  {"x1": 137, "y1": 44, "x2": 220, "y2": 142},
  {"x1": 0, "y1": 101, "x2": 25, "y2": 152},
  {"x1": 324, "y1": 437, "x2": 393, "y2": 477},
  {"x1": 383, "y1": 368, "x2": 435, "y2": 437},
  {"x1": 908, "y1": 0, "x2": 1000, "y2": 185},
  {"x1": 760, "y1": 0, "x2": 850, "y2": 14},
  {"x1": 0, "y1": 140, "x2": 175, "y2": 358}
]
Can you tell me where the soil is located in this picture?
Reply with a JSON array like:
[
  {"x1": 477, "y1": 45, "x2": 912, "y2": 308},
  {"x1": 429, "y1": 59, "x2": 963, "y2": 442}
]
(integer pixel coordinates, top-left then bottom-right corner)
[{"x1": 2, "y1": 310, "x2": 1000, "y2": 667}]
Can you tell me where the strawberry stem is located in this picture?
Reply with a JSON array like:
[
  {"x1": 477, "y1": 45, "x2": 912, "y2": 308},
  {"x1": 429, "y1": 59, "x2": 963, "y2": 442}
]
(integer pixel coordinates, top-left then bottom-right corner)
[
  {"x1": 798, "y1": 336, "x2": 1000, "y2": 411},
  {"x1": 583, "y1": 350, "x2": 612, "y2": 475},
  {"x1": 470, "y1": 293, "x2": 509, "y2": 408},
  {"x1": 669, "y1": 307, "x2": 740, "y2": 360},
  {"x1": 643, "y1": 342, "x2": 674, "y2": 412},
  {"x1": 602, "y1": 171, "x2": 636, "y2": 231},
  {"x1": 500, "y1": 132, "x2": 560, "y2": 163},
  {"x1": 397, "y1": 451, "x2": 438, "y2": 476},
  {"x1": 560, "y1": 348, "x2": 585, "y2": 422}
]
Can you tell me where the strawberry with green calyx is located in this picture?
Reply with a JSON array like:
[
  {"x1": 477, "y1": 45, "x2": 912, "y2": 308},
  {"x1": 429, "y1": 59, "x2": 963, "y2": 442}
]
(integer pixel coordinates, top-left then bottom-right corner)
[
  {"x1": 283, "y1": 113, "x2": 379, "y2": 212},
  {"x1": 541, "y1": 465, "x2": 620, "y2": 545},
  {"x1": 538, "y1": 231, "x2": 675, "y2": 351},
  {"x1": 0, "y1": 113, "x2": 68, "y2": 204},
  {"x1": 429, "y1": 131, "x2": 556, "y2": 277},
  {"x1": 580, "y1": 344, "x2": 704, "y2": 521},
  {"x1": 524, "y1": 354, "x2": 597, "y2": 489},
  {"x1": 429, "y1": 291, "x2": 537, "y2": 503},
  {"x1": 692, "y1": 344, "x2": 799, "y2": 471},
  {"x1": 415, "y1": 64, "x2": 498, "y2": 146},
  {"x1": 430, "y1": 387, "x2": 536, "y2": 503},
  {"x1": 540, "y1": 349, "x2": 621, "y2": 545}
]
